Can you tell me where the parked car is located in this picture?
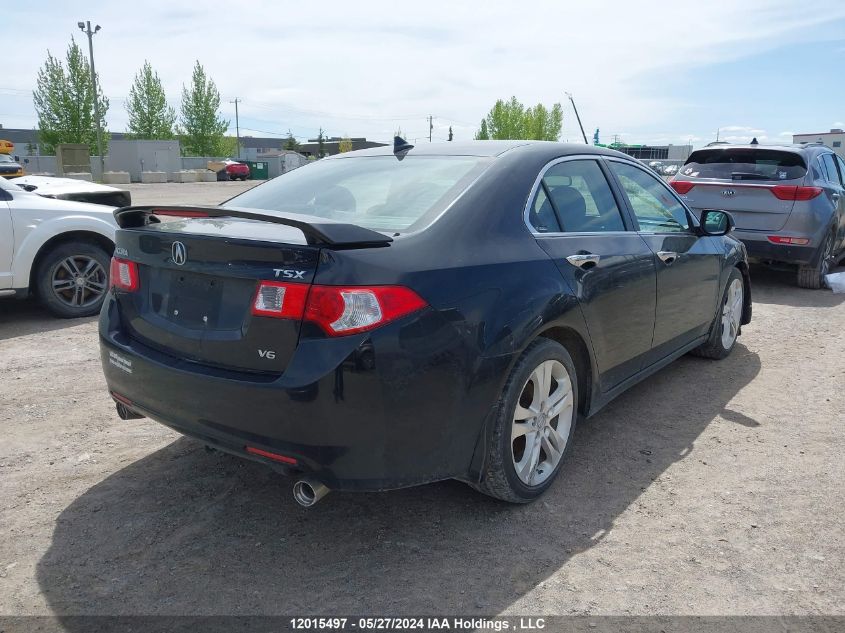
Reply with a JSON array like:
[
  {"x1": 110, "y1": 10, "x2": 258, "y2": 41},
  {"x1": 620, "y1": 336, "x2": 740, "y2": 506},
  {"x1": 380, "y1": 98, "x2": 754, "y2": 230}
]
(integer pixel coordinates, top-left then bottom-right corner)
[
  {"x1": 670, "y1": 142, "x2": 845, "y2": 288},
  {"x1": 11, "y1": 175, "x2": 131, "y2": 207},
  {"x1": 99, "y1": 141, "x2": 751, "y2": 505},
  {"x1": 0, "y1": 152, "x2": 24, "y2": 179},
  {"x1": 224, "y1": 160, "x2": 250, "y2": 181},
  {"x1": 0, "y1": 177, "x2": 116, "y2": 317}
]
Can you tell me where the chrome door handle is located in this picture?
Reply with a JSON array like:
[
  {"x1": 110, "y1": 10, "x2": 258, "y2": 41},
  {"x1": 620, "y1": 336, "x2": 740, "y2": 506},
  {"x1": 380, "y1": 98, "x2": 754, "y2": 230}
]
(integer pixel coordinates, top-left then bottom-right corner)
[
  {"x1": 657, "y1": 251, "x2": 678, "y2": 264},
  {"x1": 565, "y1": 253, "x2": 601, "y2": 269}
]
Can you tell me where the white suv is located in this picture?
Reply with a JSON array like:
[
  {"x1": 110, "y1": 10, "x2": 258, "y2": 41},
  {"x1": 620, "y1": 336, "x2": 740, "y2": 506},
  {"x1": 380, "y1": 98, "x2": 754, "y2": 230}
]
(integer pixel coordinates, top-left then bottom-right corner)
[{"x1": 0, "y1": 177, "x2": 117, "y2": 318}]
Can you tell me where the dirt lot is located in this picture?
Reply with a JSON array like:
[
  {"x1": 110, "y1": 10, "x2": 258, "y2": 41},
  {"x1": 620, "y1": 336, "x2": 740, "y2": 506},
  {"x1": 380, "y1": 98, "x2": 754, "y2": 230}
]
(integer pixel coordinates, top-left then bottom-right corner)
[{"x1": 1, "y1": 182, "x2": 843, "y2": 618}]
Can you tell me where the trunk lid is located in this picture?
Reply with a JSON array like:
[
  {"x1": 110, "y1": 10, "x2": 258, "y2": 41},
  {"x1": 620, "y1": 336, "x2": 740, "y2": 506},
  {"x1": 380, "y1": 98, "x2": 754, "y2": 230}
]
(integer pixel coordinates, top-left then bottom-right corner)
[
  {"x1": 115, "y1": 218, "x2": 320, "y2": 373},
  {"x1": 675, "y1": 146, "x2": 806, "y2": 231},
  {"x1": 680, "y1": 181, "x2": 798, "y2": 231}
]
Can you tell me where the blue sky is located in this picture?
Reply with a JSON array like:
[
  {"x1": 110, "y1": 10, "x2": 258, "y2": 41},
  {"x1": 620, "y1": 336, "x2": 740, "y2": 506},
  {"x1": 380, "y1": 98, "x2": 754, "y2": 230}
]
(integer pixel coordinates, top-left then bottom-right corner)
[{"x1": 2, "y1": 1, "x2": 845, "y2": 149}]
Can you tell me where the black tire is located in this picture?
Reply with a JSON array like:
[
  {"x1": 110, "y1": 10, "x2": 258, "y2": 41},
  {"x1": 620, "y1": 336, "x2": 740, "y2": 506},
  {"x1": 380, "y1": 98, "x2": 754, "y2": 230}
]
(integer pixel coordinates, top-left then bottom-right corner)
[
  {"x1": 35, "y1": 241, "x2": 111, "y2": 318},
  {"x1": 476, "y1": 338, "x2": 579, "y2": 503},
  {"x1": 691, "y1": 267, "x2": 744, "y2": 360},
  {"x1": 797, "y1": 230, "x2": 835, "y2": 289}
]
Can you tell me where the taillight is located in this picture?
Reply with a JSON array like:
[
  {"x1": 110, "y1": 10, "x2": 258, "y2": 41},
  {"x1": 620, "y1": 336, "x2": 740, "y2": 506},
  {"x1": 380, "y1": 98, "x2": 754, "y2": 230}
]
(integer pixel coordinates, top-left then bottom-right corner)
[
  {"x1": 251, "y1": 282, "x2": 428, "y2": 336},
  {"x1": 770, "y1": 185, "x2": 823, "y2": 201},
  {"x1": 767, "y1": 235, "x2": 810, "y2": 246},
  {"x1": 245, "y1": 446, "x2": 298, "y2": 465},
  {"x1": 251, "y1": 281, "x2": 308, "y2": 318},
  {"x1": 670, "y1": 181, "x2": 695, "y2": 194},
  {"x1": 109, "y1": 257, "x2": 139, "y2": 292}
]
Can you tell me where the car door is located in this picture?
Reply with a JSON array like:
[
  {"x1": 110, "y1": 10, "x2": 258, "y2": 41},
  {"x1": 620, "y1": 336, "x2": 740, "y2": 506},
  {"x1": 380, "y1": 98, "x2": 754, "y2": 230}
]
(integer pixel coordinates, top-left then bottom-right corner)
[
  {"x1": 823, "y1": 154, "x2": 845, "y2": 253},
  {"x1": 606, "y1": 158, "x2": 721, "y2": 362},
  {"x1": 527, "y1": 157, "x2": 657, "y2": 391},
  {"x1": 0, "y1": 183, "x2": 14, "y2": 289}
]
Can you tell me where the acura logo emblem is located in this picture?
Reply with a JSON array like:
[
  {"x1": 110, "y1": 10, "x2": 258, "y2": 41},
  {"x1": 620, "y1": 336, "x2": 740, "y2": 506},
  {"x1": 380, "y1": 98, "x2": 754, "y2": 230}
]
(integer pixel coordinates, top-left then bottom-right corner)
[
  {"x1": 171, "y1": 241, "x2": 187, "y2": 266},
  {"x1": 722, "y1": 189, "x2": 736, "y2": 197}
]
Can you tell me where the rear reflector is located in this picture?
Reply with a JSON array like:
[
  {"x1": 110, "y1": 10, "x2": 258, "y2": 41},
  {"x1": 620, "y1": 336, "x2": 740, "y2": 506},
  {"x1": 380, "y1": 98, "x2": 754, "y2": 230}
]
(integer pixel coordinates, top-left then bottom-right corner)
[
  {"x1": 251, "y1": 281, "x2": 428, "y2": 336},
  {"x1": 245, "y1": 446, "x2": 298, "y2": 465},
  {"x1": 110, "y1": 391, "x2": 133, "y2": 406},
  {"x1": 767, "y1": 235, "x2": 810, "y2": 246},
  {"x1": 669, "y1": 181, "x2": 695, "y2": 194},
  {"x1": 770, "y1": 185, "x2": 823, "y2": 201},
  {"x1": 109, "y1": 257, "x2": 139, "y2": 292},
  {"x1": 251, "y1": 281, "x2": 308, "y2": 318}
]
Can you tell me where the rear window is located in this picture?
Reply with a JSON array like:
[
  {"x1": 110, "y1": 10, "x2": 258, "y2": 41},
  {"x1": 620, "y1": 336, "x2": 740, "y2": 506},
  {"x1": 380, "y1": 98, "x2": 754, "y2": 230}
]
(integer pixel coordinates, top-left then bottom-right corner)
[
  {"x1": 681, "y1": 149, "x2": 807, "y2": 181},
  {"x1": 225, "y1": 155, "x2": 489, "y2": 233}
]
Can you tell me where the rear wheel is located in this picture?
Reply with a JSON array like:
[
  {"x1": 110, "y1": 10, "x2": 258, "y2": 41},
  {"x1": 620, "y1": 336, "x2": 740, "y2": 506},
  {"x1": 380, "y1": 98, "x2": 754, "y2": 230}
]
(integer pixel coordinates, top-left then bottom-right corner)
[
  {"x1": 35, "y1": 241, "x2": 111, "y2": 318},
  {"x1": 691, "y1": 268, "x2": 743, "y2": 360},
  {"x1": 476, "y1": 339, "x2": 578, "y2": 503},
  {"x1": 797, "y1": 230, "x2": 835, "y2": 289}
]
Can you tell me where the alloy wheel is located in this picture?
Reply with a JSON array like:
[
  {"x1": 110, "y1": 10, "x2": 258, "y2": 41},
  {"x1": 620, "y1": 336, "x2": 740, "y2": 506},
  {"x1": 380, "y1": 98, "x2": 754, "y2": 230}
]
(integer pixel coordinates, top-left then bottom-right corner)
[
  {"x1": 720, "y1": 278, "x2": 743, "y2": 349},
  {"x1": 51, "y1": 255, "x2": 107, "y2": 309},
  {"x1": 511, "y1": 359, "x2": 574, "y2": 486}
]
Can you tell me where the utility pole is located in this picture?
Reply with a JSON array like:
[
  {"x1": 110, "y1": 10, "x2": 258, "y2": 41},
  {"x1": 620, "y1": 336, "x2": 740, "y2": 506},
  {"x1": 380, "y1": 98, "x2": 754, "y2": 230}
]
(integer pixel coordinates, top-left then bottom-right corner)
[
  {"x1": 565, "y1": 93, "x2": 589, "y2": 144},
  {"x1": 78, "y1": 20, "x2": 104, "y2": 178},
  {"x1": 230, "y1": 98, "x2": 241, "y2": 159},
  {"x1": 428, "y1": 115, "x2": 433, "y2": 142}
]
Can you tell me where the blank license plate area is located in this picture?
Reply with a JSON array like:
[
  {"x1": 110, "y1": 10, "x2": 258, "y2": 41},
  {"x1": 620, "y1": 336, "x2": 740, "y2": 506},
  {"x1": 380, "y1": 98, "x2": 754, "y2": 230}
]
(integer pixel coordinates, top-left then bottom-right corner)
[{"x1": 167, "y1": 272, "x2": 223, "y2": 327}]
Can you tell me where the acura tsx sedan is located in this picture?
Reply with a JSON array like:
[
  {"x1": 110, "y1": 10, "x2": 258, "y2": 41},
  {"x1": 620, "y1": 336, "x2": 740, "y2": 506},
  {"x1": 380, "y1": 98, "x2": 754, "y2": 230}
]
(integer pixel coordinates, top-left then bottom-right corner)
[{"x1": 99, "y1": 140, "x2": 751, "y2": 505}]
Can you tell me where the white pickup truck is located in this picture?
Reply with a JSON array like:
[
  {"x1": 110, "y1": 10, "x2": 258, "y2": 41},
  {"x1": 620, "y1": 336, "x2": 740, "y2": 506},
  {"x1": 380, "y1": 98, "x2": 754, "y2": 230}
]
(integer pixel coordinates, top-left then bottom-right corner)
[{"x1": 0, "y1": 177, "x2": 117, "y2": 318}]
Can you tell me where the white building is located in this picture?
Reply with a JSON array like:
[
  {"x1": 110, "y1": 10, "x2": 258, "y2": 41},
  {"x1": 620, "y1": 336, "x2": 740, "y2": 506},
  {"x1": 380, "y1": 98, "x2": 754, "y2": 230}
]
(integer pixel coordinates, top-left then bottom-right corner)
[{"x1": 793, "y1": 128, "x2": 845, "y2": 159}]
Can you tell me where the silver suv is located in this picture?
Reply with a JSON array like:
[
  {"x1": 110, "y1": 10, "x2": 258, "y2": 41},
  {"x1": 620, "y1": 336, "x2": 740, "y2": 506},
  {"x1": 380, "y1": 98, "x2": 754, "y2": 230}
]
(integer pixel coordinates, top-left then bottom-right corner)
[{"x1": 670, "y1": 142, "x2": 845, "y2": 288}]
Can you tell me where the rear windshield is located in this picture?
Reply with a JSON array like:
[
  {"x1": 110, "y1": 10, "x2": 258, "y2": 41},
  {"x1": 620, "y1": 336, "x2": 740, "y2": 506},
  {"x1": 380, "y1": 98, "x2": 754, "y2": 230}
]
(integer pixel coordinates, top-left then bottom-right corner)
[
  {"x1": 681, "y1": 148, "x2": 807, "y2": 181},
  {"x1": 225, "y1": 155, "x2": 489, "y2": 233}
]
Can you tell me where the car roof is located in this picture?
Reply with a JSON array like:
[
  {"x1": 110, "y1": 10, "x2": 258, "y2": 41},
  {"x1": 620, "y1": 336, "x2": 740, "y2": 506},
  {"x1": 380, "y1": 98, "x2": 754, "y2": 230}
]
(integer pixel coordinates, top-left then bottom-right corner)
[
  {"x1": 327, "y1": 140, "x2": 636, "y2": 161},
  {"x1": 692, "y1": 142, "x2": 832, "y2": 156}
]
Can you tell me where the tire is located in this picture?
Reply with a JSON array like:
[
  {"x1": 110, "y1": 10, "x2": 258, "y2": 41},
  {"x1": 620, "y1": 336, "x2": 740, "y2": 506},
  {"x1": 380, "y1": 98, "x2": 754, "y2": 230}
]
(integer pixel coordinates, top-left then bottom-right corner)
[
  {"x1": 797, "y1": 230, "x2": 835, "y2": 289},
  {"x1": 476, "y1": 338, "x2": 579, "y2": 503},
  {"x1": 35, "y1": 241, "x2": 111, "y2": 318},
  {"x1": 691, "y1": 267, "x2": 744, "y2": 360}
]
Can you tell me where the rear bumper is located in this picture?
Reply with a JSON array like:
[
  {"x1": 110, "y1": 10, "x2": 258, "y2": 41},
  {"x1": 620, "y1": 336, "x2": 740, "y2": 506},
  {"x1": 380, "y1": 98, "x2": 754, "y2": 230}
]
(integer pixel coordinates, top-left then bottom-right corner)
[
  {"x1": 733, "y1": 230, "x2": 818, "y2": 266},
  {"x1": 98, "y1": 295, "x2": 499, "y2": 492}
]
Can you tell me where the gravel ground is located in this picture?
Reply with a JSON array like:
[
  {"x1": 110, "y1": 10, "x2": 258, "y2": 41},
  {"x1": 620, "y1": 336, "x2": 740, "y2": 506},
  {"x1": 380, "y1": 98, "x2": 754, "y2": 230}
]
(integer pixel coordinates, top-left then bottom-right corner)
[{"x1": 1, "y1": 182, "x2": 843, "y2": 618}]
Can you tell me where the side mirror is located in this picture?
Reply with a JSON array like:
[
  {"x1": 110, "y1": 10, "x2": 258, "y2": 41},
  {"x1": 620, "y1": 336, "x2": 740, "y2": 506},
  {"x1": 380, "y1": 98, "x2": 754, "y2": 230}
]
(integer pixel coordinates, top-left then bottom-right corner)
[{"x1": 700, "y1": 209, "x2": 734, "y2": 236}]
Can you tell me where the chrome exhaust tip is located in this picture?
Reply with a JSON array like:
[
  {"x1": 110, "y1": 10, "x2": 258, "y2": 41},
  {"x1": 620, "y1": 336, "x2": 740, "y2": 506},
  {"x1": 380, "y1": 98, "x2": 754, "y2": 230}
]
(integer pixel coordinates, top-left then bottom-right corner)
[{"x1": 293, "y1": 478, "x2": 330, "y2": 507}]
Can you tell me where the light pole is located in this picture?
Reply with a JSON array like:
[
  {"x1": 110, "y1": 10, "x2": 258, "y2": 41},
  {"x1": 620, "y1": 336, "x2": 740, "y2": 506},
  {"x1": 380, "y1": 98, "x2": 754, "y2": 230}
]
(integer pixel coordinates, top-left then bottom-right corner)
[
  {"x1": 78, "y1": 20, "x2": 105, "y2": 179},
  {"x1": 565, "y1": 92, "x2": 589, "y2": 145}
]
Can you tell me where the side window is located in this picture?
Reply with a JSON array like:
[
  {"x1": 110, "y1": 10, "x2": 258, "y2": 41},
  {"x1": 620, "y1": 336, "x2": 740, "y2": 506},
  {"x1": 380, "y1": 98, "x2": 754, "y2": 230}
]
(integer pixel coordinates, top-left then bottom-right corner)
[
  {"x1": 837, "y1": 156, "x2": 845, "y2": 186},
  {"x1": 822, "y1": 154, "x2": 841, "y2": 185},
  {"x1": 528, "y1": 186, "x2": 562, "y2": 233},
  {"x1": 816, "y1": 157, "x2": 831, "y2": 182},
  {"x1": 609, "y1": 162, "x2": 691, "y2": 233},
  {"x1": 528, "y1": 159, "x2": 625, "y2": 233}
]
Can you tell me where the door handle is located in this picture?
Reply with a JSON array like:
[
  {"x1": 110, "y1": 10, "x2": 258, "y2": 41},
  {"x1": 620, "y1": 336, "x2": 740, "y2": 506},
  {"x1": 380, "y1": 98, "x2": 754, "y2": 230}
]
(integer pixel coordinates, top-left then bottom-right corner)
[
  {"x1": 657, "y1": 251, "x2": 678, "y2": 265},
  {"x1": 565, "y1": 253, "x2": 601, "y2": 269}
]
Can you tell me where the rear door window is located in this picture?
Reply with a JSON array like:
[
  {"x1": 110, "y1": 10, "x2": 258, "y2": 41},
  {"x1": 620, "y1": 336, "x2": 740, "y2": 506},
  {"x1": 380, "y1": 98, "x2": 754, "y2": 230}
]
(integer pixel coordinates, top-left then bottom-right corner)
[
  {"x1": 821, "y1": 154, "x2": 842, "y2": 185},
  {"x1": 609, "y1": 161, "x2": 691, "y2": 233},
  {"x1": 680, "y1": 148, "x2": 807, "y2": 181},
  {"x1": 528, "y1": 159, "x2": 626, "y2": 233}
]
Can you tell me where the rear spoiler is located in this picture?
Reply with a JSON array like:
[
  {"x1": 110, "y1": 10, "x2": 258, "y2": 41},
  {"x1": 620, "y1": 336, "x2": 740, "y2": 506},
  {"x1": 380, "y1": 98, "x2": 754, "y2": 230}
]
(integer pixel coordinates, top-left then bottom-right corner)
[{"x1": 113, "y1": 205, "x2": 393, "y2": 248}]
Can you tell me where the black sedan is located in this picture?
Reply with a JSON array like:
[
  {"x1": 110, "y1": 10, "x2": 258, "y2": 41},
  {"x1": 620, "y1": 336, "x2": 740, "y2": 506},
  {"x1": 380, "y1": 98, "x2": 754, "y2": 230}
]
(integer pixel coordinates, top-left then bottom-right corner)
[{"x1": 99, "y1": 140, "x2": 751, "y2": 504}]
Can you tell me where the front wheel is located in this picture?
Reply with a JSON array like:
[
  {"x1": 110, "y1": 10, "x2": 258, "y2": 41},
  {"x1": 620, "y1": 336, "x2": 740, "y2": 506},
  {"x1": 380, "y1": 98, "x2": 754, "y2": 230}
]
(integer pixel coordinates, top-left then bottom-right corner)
[
  {"x1": 476, "y1": 339, "x2": 578, "y2": 503},
  {"x1": 691, "y1": 268, "x2": 744, "y2": 360},
  {"x1": 35, "y1": 241, "x2": 111, "y2": 318}
]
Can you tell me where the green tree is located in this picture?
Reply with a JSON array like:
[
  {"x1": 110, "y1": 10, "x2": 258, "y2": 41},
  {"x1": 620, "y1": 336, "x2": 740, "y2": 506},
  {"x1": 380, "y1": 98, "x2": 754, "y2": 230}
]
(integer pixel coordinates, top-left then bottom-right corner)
[
  {"x1": 32, "y1": 37, "x2": 109, "y2": 155},
  {"x1": 474, "y1": 118, "x2": 489, "y2": 140},
  {"x1": 338, "y1": 136, "x2": 353, "y2": 153},
  {"x1": 478, "y1": 96, "x2": 562, "y2": 141},
  {"x1": 283, "y1": 130, "x2": 300, "y2": 151},
  {"x1": 178, "y1": 61, "x2": 229, "y2": 156},
  {"x1": 317, "y1": 128, "x2": 326, "y2": 158},
  {"x1": 125, "y1": 61, "x2": 176, "y2": 140},
  {"x1": 448, "y1": 126, "x2": 453, "y2": 141}
]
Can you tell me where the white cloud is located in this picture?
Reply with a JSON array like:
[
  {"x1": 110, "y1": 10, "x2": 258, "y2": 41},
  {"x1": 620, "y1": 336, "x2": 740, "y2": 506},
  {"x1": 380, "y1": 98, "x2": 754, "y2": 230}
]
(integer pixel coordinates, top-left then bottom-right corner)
[{"x1": 3, "y1": 0, "x2": 845, "y2": 145}]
